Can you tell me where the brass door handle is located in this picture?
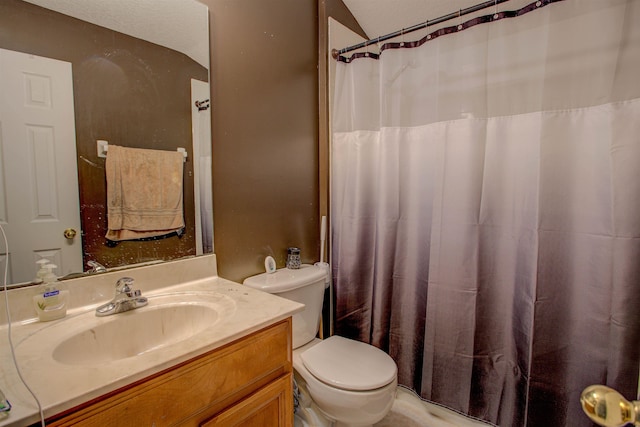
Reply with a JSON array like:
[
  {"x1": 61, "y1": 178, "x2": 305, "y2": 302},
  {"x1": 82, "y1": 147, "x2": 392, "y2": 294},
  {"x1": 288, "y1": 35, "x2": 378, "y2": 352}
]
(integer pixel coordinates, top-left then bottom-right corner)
[{"x1": 63, "y1": 228, "x2": 77, "y2": 240}]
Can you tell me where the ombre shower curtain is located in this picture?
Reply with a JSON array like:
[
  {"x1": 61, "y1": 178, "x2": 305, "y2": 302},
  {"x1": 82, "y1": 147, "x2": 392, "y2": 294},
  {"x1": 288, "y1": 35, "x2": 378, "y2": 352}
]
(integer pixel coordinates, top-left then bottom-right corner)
[{"x1": 331, "y1": 1, "x2": 640, "y2": 426}]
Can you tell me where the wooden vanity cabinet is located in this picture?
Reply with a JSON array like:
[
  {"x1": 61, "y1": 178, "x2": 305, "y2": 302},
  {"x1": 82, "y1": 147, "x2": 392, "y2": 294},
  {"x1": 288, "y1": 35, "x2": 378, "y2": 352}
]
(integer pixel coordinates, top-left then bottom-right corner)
[{"x1": 46, "y1": 318, "x2": 294, "y2": 427}]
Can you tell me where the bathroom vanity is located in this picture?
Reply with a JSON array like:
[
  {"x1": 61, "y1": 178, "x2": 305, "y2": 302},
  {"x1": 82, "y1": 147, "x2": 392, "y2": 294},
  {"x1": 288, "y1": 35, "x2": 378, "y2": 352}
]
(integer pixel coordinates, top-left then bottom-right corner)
[
  {"x1": 0, "y1": 255, "x2": 303, "y2": 427},
  {"x1": 49, "y1": 320, "x2": 292, "y2": 426}
]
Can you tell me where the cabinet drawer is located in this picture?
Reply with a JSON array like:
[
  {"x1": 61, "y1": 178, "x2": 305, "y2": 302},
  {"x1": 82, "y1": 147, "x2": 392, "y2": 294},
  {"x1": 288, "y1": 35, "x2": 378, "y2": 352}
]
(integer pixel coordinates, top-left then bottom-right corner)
[
  {"x1": 48, "y1": 318, "x2": 292, "y2": 427},
  {"x1": 201, "y1": 374, "x2": 292, "y2": 427}
]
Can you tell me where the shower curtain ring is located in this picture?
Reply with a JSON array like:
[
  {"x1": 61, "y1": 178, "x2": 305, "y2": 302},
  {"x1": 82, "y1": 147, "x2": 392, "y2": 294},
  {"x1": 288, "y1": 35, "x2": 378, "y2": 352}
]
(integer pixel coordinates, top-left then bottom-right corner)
[
  {"x1": 457, "y1": 9, "x2": 463, "y2": 30},
  {"x1": 494, "y1": 0, "x2": 499, "y2": 19}
]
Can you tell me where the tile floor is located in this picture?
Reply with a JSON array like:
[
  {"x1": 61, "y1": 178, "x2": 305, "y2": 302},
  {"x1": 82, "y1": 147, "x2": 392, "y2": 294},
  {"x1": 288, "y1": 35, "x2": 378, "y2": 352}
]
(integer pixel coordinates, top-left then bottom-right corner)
[
  {"x1": 294, "y1": 382, "x2": 494, "y2": 427},
  {"x1": 374, "y1": 387, "x2": 494, "y2": 427}
]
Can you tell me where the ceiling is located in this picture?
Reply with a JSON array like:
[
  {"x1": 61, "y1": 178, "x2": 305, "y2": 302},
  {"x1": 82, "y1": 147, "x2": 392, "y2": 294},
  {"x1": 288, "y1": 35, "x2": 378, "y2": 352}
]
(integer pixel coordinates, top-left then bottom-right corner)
[
  {"x1": 21, "y1": 0, "x2": 209, "y2": 68},
  {"x1": 23, "y1": 0, "x2": 530, "y2": 67},
  {"x1": 342, "y1": 0, "x2": 522, "y2": 40}
]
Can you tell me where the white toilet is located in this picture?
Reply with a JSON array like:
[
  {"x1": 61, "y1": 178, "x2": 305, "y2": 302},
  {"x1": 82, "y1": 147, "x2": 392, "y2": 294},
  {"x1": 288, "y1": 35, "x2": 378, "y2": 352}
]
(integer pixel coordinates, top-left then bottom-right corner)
[{"x1": 243, "y1": 265, "x2": 397, "y2": 426}]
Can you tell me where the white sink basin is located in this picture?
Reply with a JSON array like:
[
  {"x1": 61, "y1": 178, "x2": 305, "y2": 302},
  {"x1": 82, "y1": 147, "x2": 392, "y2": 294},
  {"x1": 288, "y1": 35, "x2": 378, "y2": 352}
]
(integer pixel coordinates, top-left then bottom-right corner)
[{"x1": 18, "y1": 292, "x2": 236, "y2": 366}]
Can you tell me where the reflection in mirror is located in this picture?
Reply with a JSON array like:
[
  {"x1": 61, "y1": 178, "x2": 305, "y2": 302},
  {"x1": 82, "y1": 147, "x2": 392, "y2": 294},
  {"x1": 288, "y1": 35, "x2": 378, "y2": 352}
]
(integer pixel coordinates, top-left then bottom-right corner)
[{"x1": 0, "y1": 0, "x2": 213, "y2": 287}]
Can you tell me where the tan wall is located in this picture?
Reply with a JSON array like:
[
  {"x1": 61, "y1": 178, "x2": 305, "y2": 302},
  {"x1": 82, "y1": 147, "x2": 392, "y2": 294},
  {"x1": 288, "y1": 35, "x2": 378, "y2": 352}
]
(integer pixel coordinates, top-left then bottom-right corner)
[
  {"x1": 203, "y1": 0, "x2": 319, "y2": 282},
  {"x1": 202, "y1": 0, "x2": 367, "y2": 283},
  {"x1": 1, "y1": 0, "x2": 364, "y2": 285}
]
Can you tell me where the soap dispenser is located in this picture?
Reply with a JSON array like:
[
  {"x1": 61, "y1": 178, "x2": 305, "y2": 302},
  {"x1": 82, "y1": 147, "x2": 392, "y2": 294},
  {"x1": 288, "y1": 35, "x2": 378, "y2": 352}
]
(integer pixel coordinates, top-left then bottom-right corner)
[{"x1": 32, "y1": 264, "x2": 68, "y2": 321}]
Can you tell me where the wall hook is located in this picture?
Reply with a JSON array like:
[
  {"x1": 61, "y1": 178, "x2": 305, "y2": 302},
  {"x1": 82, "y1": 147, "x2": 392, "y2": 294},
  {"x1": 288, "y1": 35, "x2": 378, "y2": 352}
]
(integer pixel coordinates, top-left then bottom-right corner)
[{"x1": 195, "y1": 99, "x2": 210, "y2": 111}]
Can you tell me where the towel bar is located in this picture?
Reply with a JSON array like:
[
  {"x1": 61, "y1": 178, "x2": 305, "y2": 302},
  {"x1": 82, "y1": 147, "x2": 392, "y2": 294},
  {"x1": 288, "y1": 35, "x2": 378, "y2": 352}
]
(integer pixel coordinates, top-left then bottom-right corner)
[{"x1": 97, "y1": 140, "x2": 187, "y2": 162}]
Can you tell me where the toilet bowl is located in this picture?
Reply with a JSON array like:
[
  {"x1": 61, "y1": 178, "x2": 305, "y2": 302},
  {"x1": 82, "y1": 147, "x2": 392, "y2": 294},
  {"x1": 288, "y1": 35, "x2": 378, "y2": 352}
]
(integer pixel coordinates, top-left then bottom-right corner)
[
  {"x1": 243, "y1": 265, "x2": 398, "y2": 426},
  {"x1": 294, "y1": 337, "x2": 397, "y2": 426}
]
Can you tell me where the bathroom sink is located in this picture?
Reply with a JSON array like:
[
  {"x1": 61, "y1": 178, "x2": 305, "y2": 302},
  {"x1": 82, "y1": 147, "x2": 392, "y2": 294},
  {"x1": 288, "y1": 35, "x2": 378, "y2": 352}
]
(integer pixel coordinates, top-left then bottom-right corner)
[
  {"x1": 18, "y1": 292, "x2": 236, "y2": 366},
  {"x1": 54, "y1": 303, "x2": 216, "y2": 365}
]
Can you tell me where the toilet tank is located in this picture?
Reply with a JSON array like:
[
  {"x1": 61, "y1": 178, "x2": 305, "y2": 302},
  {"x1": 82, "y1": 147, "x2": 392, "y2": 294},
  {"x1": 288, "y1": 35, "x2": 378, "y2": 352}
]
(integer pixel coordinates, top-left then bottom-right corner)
[{"x1": 243, "y1": 265, "x2": 327, "y2": 349}]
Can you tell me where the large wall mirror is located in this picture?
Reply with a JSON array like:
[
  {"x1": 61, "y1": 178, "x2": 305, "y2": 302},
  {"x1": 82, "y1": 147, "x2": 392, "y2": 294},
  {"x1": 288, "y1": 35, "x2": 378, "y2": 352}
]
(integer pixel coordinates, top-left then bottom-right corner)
[{"x1": 0, "y1": 0, "x2": 213, "y2": 287}]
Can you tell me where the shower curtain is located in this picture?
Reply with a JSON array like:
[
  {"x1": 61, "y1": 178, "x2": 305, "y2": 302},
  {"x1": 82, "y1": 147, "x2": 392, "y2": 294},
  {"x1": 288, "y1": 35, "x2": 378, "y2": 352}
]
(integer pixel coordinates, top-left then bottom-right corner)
[{"x1": 331, "y1": 1, "x2": 640, "y2": 426}]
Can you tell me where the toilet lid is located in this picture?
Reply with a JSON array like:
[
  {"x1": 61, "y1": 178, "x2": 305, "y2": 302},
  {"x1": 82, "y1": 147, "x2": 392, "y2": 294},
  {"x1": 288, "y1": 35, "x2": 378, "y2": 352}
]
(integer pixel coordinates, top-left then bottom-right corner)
[{"x1": 300, "y1": 336, "x2": 397, "y2": 391}]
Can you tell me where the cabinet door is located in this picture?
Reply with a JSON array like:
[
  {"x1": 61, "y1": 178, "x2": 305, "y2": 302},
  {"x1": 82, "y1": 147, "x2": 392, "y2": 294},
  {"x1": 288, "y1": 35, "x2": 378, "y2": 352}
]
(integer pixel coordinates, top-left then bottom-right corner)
[{"x1": 201, "y1": 374, "x2": 293, "y2": 427}]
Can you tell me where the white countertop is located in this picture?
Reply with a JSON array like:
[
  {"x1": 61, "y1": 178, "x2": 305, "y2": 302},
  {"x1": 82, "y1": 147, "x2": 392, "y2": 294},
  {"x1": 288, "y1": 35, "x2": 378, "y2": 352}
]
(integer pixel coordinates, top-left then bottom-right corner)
[{"x1": 0, "y1": 255, "x2": 303, "y2": 426}]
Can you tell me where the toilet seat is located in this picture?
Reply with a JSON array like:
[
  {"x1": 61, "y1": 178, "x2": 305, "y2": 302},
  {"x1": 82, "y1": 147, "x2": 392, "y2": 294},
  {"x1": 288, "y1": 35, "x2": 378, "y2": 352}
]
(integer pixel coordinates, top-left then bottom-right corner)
[{"x1": 300, "y1": 336, "x2": 397, "y2": 391}]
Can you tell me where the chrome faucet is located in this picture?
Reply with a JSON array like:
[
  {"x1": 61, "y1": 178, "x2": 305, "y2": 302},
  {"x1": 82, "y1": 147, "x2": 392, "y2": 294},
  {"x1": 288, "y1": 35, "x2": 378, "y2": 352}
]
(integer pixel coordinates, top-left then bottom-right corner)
[
  {"x1": 86, "y1": 260, "x2": 107, "y2": 274},
  {"x1": 95, "y1": 277, "x2": 148, "y2": 317}
]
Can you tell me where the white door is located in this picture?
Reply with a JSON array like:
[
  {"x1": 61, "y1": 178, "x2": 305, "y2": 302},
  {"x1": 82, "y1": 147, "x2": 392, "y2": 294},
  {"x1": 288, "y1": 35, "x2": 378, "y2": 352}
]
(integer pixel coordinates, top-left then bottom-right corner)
[{"x1": 0, "y1": 48, "x2": 82, "y2": 284}]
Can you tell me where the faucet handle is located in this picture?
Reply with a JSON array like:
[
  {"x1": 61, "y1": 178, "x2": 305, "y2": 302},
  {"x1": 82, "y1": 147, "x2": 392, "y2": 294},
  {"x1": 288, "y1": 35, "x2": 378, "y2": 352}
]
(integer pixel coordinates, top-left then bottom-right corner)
[{"x1": 115, "y1": 277, "x2": 135, "y2": 295}]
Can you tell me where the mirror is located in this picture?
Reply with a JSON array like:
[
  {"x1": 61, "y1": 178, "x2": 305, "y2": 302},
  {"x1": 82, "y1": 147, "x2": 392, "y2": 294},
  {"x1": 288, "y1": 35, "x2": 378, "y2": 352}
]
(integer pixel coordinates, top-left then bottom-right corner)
[{"x1": 0, "y1": 0, "x2": 213, "y2": 287}]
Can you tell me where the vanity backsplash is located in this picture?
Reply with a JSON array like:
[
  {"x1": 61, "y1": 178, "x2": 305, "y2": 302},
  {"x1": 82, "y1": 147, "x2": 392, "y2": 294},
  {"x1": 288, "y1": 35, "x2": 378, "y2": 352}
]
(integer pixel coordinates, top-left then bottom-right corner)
[{"x1": 0, "y1": 255, "x2": 218, "y2": 326}]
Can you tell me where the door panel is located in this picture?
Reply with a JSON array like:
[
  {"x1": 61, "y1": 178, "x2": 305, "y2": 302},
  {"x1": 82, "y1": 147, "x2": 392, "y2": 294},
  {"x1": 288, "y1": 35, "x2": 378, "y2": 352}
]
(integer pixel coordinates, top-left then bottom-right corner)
[{"x1": 0, "y1": 48, "x2": 82, "y2": 283}]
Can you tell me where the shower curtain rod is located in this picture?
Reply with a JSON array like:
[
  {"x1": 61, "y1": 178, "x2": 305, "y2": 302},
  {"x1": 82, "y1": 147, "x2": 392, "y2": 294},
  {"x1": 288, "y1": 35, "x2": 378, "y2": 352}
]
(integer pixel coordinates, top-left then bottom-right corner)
[{"x1": 333, "y1": 0, "x2": 514, "y2": 59}]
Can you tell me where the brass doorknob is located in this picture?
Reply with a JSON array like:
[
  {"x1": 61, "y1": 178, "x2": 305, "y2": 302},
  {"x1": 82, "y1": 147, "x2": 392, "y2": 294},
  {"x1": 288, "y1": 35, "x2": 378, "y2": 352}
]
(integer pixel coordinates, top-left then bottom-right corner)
[
  {"x1": 580, "y1": 385, "x2": 640, "y2": 426},
  {"x1": 63, "y1": 228, "x2": 77, "y2": 240}
]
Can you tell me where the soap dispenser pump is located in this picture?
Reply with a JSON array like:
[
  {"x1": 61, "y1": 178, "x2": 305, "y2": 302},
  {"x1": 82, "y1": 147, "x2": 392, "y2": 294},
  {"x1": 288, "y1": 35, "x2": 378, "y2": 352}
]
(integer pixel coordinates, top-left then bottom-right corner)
[
  {"x1": 33, "y1": 259, "x2": 50, "y2": 284},
  {"x1": 32, "y1": 264, "x2": 68, "y2": 321}
]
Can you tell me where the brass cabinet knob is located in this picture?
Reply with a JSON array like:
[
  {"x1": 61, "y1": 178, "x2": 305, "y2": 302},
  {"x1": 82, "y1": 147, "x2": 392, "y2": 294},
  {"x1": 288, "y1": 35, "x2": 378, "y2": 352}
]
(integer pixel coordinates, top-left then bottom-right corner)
[{"x1": 63, "y1": 228, "x2": 77, "y2": 240}]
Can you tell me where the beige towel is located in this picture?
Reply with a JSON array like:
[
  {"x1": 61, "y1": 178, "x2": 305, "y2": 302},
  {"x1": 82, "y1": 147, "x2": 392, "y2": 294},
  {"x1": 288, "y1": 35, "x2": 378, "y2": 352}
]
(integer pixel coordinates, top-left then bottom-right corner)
[{"x1": 105, "y1": 145, "x2": 184, "y2": 241}]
